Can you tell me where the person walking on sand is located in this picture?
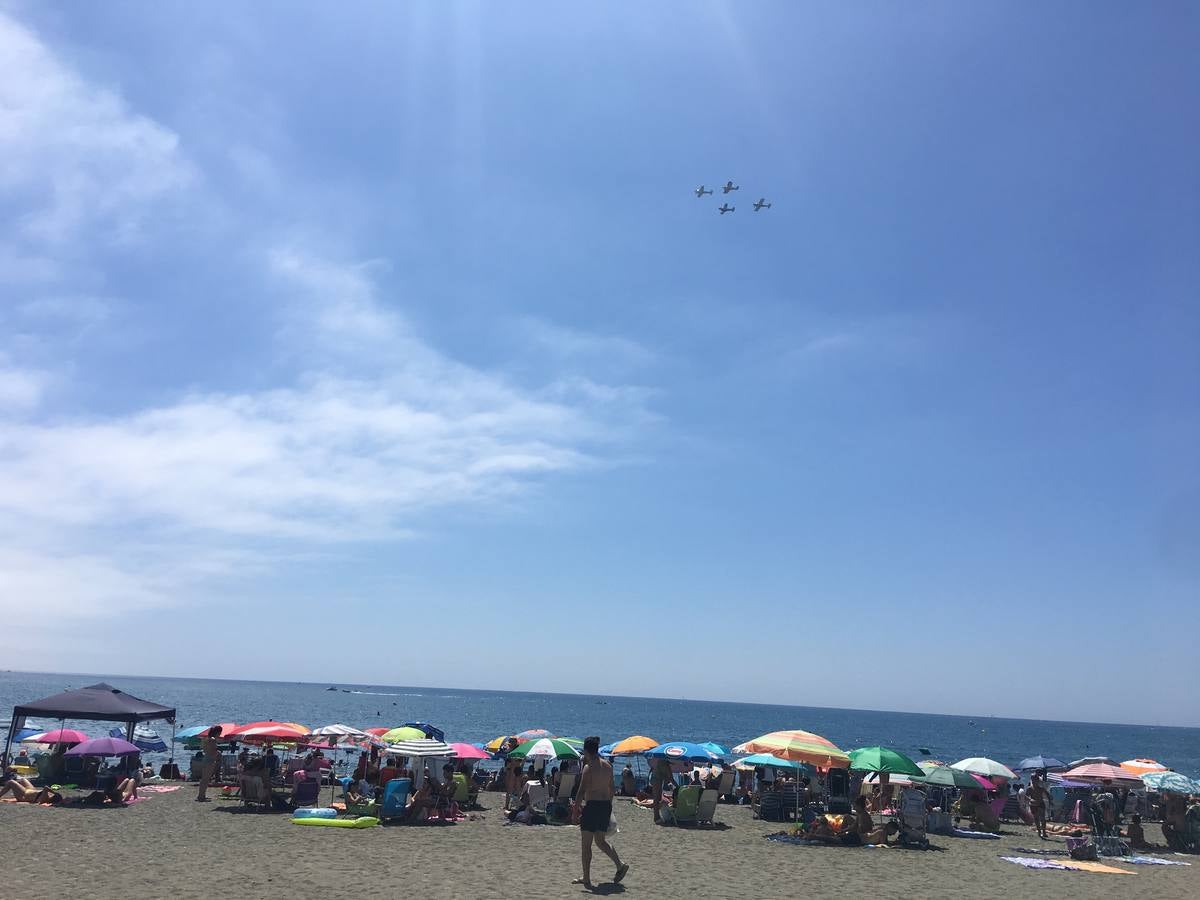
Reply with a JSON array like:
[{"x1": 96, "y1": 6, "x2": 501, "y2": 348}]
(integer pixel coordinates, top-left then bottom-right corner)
[
  {"x1": 572, "y1": 736, "x2": 628, "y2": 891},
  {"x1": 196, "y1": 725, "x2": 222, "y2": 802}
]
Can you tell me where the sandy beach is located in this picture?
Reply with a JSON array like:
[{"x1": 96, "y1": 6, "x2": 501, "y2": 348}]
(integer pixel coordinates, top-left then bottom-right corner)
[{"x1": 3, "y1": 788, "x2": 1195, "y2": 900}]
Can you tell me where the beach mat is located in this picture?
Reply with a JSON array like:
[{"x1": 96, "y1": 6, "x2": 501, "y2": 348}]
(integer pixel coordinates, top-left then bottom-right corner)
[
  {"x1": 951, "y1": 828, "x2": 1000, "y2": 839},
  {"x1": 1126, "y1": 856, "x2": 1191, "y2": 866}
]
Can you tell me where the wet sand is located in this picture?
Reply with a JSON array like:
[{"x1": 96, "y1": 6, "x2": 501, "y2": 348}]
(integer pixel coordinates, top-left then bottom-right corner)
[{"x1": 3, "y1": 789, "x2": 1196, "y2": 899}]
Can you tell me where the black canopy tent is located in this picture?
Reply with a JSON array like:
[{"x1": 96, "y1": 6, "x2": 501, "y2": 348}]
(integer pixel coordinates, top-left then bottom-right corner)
[{"x1": 3, "y1": 682, "x2": 176, "y2": 765}]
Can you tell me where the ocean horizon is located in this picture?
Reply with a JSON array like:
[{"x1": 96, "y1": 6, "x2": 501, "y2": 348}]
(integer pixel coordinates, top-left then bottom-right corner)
[{"x1": 4, "y1": 670, "x2": 1198, "y2": 778}]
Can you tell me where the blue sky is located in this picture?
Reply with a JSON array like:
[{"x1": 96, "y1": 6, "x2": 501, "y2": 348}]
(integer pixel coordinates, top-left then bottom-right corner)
[{"x1": 0, "y1": 1, "x2": 1196, "y2": 726}]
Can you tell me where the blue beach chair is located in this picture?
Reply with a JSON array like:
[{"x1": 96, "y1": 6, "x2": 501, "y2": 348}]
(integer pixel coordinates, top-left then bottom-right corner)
[{"x1": 380, "y1": 778, "x2": 412, "y2": 821}]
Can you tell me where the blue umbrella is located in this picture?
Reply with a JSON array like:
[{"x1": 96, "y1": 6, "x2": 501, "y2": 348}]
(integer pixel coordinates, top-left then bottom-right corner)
[
  {"x1": 733, "y1": 753, "x2": 809, "y2": 770},
  {"x1": 646, "y1": 742, "x2": 722, "y2": 763},
  {"x1": 1015, "y1": 755, "x2": 1067, "y2": 772},
  {"x1": 1141, "y1": 772, "x2": 1200, "y2": 795},
  {"x1": 701, "y1": 742, "x2": 731, "y2": 757},
  {"x1": 109, "y1": 726, "x2": 168, "y2": 752},
  {"x1": 403, "y1": 722, "x2": 445, "y2": 742},
  {"x1": 598, "y1": 743, "x2": 617, "y2": 758}
]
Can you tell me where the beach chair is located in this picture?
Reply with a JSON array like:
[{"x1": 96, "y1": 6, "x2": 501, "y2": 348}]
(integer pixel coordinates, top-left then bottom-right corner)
[
  {"x1": 557, "y1": 771, "x2": 577, "y2": 801},
  {"x1": 896, "y1": 788, "x2": 929, "y2": 848},
  {"x1": 716, "y1": 770, "x2": 735, "y2": 799},
  {"x1": 289, "y1": 776, "x2": 321, "y2": 810},
  {"x1": 64, "y1": 755, "x2": 85, "y2": 782},
  {"x1": 379, "y1": 777, "x2": 412, "y2": 822},
  {"x1": 672, "y1": 785, "x2": 701, "y2": 825},
  {"x1": 753, "y1": 790, "x2": 784, "y2": 821},
  {"x1": 697, "y1": 789, "x2": 720, "y2": 826},
  {"x1": 526, "y1": 780, "x2": 550, "y2": 817},
  {"x1": 240, "y1": 777, "x2": 272, "y2": 810},
  {"x1": 826, "y1": 768, "x2": 851, "y2": 815}
]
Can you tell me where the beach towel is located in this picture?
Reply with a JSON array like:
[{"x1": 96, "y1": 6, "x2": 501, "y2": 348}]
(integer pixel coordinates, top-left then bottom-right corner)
[
  {"x1": 999, "y1": 856, "x2": 1133, "y2": 875},
  {"x1": 951, "y1": 828, "x2": 1000, "y2": 839},
  {"x1": 1126, "y1": 856, "x2": 1191, "y2": 866},
  {"x1": 138, "y1": 785, "x2": 181, "y2": 794},
  {"x1": 1011, "y1": 847, "x2": 1067, "y2": 856}
]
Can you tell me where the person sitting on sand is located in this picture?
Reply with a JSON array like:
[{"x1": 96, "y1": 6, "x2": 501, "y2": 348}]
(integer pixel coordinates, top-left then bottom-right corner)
[
  {"x1": 863, "y1": 822, "x2": 900, "y2": 845},
  {"x1": 621, "y1": 764, "x2": 636, "y2": 797},
  {"x1": 82, "y1": 777, "x2": 137, "y2": 805},
  {"x1": 0, "y1": 771, "x2": 63, "y2": 804},
  {"x1": 404, "y1": 781, "x2": 436, "y2": 823},
  {"x1": 1125, "y1": 814, "x2": 1150, "y2": 849},
  {"x1": 854, "y1": 796, "x2": 874, "y2": 837}
]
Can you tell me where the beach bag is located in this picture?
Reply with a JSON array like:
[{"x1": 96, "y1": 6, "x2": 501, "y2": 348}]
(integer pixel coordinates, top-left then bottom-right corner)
[
  {"x1": 606, "y1": 812, "x2": 619, "y2": 836},
  {"x1": 1067, "y1": 836, "x2": 1097, "y2": 860}
]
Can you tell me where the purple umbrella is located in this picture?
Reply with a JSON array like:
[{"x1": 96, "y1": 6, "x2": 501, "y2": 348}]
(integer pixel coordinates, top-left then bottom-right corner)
[{"x1": 65, "y1": 736, "x2": 141, "y2": 756}]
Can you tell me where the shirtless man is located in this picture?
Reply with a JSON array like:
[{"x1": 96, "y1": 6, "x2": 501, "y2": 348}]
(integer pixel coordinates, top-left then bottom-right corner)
[{"x1": 572, "y1": 736, "x2": 629, "y2": 891}]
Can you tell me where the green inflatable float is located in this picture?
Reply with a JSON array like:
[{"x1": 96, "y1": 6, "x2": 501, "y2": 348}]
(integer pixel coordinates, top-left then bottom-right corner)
[{"x1": 292, "y1": 816, "x2": 380, "y2": 828}]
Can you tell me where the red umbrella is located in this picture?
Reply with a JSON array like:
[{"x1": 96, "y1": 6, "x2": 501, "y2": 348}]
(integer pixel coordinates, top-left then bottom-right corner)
[
  {"x1": 225, "y1": 721, "x2": 310, "y2": 742},
  {"x1": 364, "y1": 727, "x2": 390, "y2": 736},
  {"x1": 1062, "y1": 763, "x2": 1143, "y2": 787}
]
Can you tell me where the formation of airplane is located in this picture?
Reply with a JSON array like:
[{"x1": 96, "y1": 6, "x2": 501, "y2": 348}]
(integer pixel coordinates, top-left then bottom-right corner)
[{"x1": 696, "y1": 180, "x2": 771, "y2": 215}]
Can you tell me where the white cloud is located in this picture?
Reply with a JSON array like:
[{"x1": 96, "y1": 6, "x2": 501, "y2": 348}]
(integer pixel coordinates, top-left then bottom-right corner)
[
  {"x1": 518, "y1": 317, "x2": 655, "y2": 370},
  {"x1": 0, "y1": 357, "x2": 46, "y2": 410},
  {"x1": 0, "y1": 11, "x2": 193, "y2": 247}
]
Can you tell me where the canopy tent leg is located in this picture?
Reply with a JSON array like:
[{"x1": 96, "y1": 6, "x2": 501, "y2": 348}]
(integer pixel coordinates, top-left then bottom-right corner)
[{"x1": 2, "y1": 712, "x2": 22, "y2": 770}]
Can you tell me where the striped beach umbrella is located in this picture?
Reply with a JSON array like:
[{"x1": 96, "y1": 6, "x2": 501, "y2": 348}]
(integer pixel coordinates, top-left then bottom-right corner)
[
  {"x1": 732, "y1": 729, "x2": 850, "y2": 768},
  {"x1": 1061, "y1": 762, "x2": 1144, "y2": 787},
  {"x1": 226, "y1": 721, "x2": 310, "y2": 742},
  {"x1": 386, "y1": 738, "x2": 454, "y2": 757},
  {"x1": 516, "y1": 728, "x2": 554, "y2": 742},
  {"x1": 507, "y1": 738, "x2": 580, "y2": 761}
]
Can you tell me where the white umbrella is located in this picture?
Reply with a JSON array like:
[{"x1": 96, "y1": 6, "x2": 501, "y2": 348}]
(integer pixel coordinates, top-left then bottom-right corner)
[
  {"x1": 311, "y1": 724, "x2": 368, "y2": 737},
  {"x1": 951, "y1": 757, "x2": 1018, "y2": 780}
]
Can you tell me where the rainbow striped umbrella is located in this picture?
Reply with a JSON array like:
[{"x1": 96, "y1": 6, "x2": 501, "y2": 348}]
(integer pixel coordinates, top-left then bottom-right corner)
[{"x1": 732, "y1": 729, "x2": 849, "y2": 768}]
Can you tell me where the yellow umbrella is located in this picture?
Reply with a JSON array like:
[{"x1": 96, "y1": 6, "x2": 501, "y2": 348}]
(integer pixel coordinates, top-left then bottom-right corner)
[
  {"x1": 610, "y1": 735, "x2": 659, "y2": 755},
  {"x1": 486, "y1": 735, "x2": 517, "y2": 752}
]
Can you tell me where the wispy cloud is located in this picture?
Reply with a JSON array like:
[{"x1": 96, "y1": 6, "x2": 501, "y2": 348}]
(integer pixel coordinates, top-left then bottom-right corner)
[{"x1": 0, "y1": 13, "x2": 653, "y2": 623}]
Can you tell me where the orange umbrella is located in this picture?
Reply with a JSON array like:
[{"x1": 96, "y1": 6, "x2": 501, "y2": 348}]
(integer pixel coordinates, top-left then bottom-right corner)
[
  {"x1": 1121, "y1": 758, "x2": 1168, "y2": 776},
  {"x1": 732, "y1": 729, "x2": 850, "y2": 768},
  {"x1": 609, "y1": 735, "x2": 659, "y2": 755}
]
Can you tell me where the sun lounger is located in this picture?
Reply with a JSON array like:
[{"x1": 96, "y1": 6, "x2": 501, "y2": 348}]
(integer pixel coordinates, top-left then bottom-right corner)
[{"x1": 697, "y1": 788, "x2": 720, "y2": 826}]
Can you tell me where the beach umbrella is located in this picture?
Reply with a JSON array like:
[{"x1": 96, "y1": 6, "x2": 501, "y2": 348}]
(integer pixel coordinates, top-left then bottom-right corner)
[
  {"x1": 364, "y1": 727, "x2": 391, "y2": 737},
  {"x1": 507, "y1": 738, "x2": 580, "y2": 761},
  {"x1": 919, "y1": 765, "x2": 984, "y2": 790},
  {"x1": 176, "y1": 723, "x2": 238, "y2": 742},
  {"x1": 386, "y1": 738, "x2": 454, "y2": 758},
  {"x1": 848, "y1": 747, "x2": 926, "y2": 777},
  {"x1": 486, "y1": 735, "x2": 517, "y2": 752},
  {"x1": 516, "y1": 728, "x2": 554, "y2": 742},
  {"x1": 21, "y1": 728, "x2": 88, "y2": 745},
  {"x1": 109, "y1": 725, "x2": 168, "y2": 752},
  {"x1": 647, "y1": 742, "x2": 723, "y2": 764},
  {"x1": 1141, "y1": 772, "x2": 1200, "y2": 795},
  {"x1": 1121, "y1": 758, "x2": 1168, "y2": 776},
  {"x1": 1069, "y1": 756, "x2": 1118, "y2": 768},
  {"x1": 403, "y1": 722, "x2": 445, "y2": 742},
  {"x1": 700, "y1": 742, "x2": 731, "y2": 758},
  {"x1": 311, "y1": 724, "x2": 368, "y2": 738},
  {"x1": 449, "y1": 742, "x2": 490, "y2": 760},
  {"x1": 226, "y1": 721, "x2": 310, "y2": 742},
  {"x1": 733, "y1": 753, "x2": 809, "y2": 771},
  {"x1": 951, "y1": 757, "x2": 1018, "y2": 780},
  {"x1": 609, "y1": 735, "x2": 659, "y2": 756},
  {"x1": 381, "y1": 726, "x2": 429, "y2": 744},
  {"x1": 1062, "y1": 763, "x2": 1144, "y2": 787},
  {"x1": 1015, "y1": 755, "x2": 1067, "y2": 772},
  {"x1": 65, "y1": 736, "x2": 140, "y2": 757},
  {"x1": 732, "y1": 730, "x2": 850, "y2": 768}
]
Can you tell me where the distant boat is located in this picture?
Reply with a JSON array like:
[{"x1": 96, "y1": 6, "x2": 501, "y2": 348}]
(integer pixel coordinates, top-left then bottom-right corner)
[
  {"x1": 326, "y1": 686, "x2": 338, "y2": 691},
  {"x1": 968, "y1": 720, "x2": 976, "y2": 726}
]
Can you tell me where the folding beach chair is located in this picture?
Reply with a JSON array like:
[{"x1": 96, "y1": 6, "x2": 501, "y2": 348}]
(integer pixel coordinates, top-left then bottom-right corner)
[
  {"x1": 696, "y1": 789, "x2": 720, "y2": 826},
  {"x1": 826, "y1": 768, "x2": 852, "y2": 814},
  {"x1": 672, "y1": 785, "x2": 701, "y2": 825},
  {"x1": 289, "y1": 776, "x2": 321, "y2": 810},
  {"x1": 716, "y1": 770, "x2": 735, "y2": 799},
  {"x1": 556, "y1": 771, "x2": 577, "y2": 801},
  {"x1": 896, "y1": 788, "x2": 929, "y2": 848},
  {"x1": 240, "y1": 777, "x2": 272, "y2": 810},
  {"x1": 379, "y1": 777, "x2": 412, "y2": 822},
  {"x1": 753, "y1": 790, "x2": 784, "y2": 821}
]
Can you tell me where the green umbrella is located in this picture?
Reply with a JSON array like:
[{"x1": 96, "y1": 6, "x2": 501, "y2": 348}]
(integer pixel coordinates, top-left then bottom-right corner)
[
  {"x1": 921, "y1": 765, "x2": 984, "y2": 789},
  {"x1": 848, "y1": 746, "x2": 925, "y2": 777},
  {"x1": 380, "y1": 726, "x2": 426, "y2": 743},
  {"x1": 506, "y1": 738, "x2": 581, "y2": 761}
]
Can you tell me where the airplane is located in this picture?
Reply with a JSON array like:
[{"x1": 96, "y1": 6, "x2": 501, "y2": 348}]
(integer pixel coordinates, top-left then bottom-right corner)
[
  {"x1": 753, "y1": 198, "x2": 772, "y2": 211},
  {"x1": 722, "y1": 181, "x2": 739, "y2": 194},
  {"x1": 718, "y1": 203, "x2": 735, "y2": 214},
  {"x1": 694, "y1": 185, "x2": 713, "y2": 197}
]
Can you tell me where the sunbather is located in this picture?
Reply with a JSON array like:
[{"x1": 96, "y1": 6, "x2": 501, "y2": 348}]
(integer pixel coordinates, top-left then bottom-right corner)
[
  {"x1": 1125, "y1": 814, "x2": 1150, "y2": 850},
  {"x1": 1, "y1": 772, "x2": 62, "y2": 804},
  {"x1": 82, "y1": 777, "x2": 137, "y2": 805}
]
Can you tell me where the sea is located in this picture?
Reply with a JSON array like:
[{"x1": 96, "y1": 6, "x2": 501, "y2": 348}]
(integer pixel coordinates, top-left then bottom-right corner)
[{"x1": 3, "y1": 671, "x2": 1198, "y2": 778}]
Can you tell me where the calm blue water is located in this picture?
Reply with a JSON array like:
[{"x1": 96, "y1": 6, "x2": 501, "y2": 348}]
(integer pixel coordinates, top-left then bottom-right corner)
[{"x1": 3, "y1": 671, "x2": 1198, "y2": 777}]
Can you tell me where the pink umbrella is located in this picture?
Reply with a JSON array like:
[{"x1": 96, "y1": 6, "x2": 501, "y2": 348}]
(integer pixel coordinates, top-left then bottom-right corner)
[
  {"x1": 970, "y1": 773, "x2": 996, "y2": 791},
  {"x1": 22, "y1": 728, "x2": 88, "y2": 745},
  {"x1": 65, "y1": 736, "x2": 140, "y2": 756},
  {"x1": 1062, "y1": 763, "x2": 1143, "y2": 787},
  {"x1": 450, "y1": 743, "x2": 491, "y2": 760}
]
